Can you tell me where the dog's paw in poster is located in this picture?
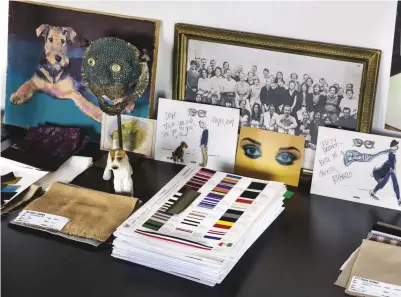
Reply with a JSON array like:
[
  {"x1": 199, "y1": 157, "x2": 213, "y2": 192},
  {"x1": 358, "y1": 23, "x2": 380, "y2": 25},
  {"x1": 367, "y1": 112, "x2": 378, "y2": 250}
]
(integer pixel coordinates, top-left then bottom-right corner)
[{"x1": 10, "y1": 93, "x2": 28, "y2": 105}]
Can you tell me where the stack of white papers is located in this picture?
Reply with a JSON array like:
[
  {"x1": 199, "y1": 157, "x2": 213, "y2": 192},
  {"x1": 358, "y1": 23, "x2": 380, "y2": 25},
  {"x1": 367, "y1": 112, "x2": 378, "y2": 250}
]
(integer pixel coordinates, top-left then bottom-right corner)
[{"x1": 112, "y1": 165, "x2": 286, "y2": 286}]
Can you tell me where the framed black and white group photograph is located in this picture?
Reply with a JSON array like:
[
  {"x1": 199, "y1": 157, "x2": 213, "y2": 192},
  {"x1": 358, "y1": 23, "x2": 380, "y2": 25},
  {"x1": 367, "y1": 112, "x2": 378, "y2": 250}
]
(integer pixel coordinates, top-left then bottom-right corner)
[{"x1": 173, "y1": 24, "x2": 380, "y2": 174}]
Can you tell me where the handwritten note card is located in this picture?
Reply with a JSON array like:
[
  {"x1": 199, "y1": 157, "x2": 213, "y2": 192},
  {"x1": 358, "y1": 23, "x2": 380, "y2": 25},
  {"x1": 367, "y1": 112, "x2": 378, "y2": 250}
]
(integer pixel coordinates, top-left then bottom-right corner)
[
  {"x1": 154, "y1": 98, "x2": 240, "y2": 172},
  {"x1": 311, "y1": 127, "x2": 401, "y2": 211}
]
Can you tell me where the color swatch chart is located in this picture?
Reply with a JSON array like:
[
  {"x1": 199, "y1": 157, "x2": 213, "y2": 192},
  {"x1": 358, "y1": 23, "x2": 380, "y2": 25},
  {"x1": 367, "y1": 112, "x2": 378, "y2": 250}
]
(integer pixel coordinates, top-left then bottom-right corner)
[
  {"x1": 204, "y1": 182, "x2": 268, "y2": 241},
  {"x1": 113, "y1": 165, "x2": 286, "y2": 286},
  {"x1": 127, "y1": 166, "x2": 285, "y2": 251}
]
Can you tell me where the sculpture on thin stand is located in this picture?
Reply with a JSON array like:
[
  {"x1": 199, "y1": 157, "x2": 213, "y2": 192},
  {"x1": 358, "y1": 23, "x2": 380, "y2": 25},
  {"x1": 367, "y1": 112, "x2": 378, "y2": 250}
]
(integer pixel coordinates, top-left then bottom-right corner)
[{"x1": 81, "y1": 37, "x2": 150, "y2": 196}]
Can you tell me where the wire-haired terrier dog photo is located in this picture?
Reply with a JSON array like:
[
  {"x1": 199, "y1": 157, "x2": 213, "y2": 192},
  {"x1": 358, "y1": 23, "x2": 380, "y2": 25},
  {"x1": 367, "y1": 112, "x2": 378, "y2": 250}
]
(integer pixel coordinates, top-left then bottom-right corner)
[{"x1": 10, "y1": 24, "x2": 102, "y2": 122}]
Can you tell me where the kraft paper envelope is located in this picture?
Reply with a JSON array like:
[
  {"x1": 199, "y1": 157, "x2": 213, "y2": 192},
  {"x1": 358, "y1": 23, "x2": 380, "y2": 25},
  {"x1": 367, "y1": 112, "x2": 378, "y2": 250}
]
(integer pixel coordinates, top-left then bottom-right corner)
[
  {"x1": 334, "y1": 247, "x2": 360, "y2": 288},
  {"x1": 344, "y1": 239, "x2": 401, "y2": 297}
]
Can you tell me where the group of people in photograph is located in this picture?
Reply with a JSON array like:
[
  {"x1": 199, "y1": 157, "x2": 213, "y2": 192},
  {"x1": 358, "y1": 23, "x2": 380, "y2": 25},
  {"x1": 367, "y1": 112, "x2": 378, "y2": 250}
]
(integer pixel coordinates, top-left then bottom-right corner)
[{"x1": 185, "y1": 57, "x2": 359, "y2": 149}]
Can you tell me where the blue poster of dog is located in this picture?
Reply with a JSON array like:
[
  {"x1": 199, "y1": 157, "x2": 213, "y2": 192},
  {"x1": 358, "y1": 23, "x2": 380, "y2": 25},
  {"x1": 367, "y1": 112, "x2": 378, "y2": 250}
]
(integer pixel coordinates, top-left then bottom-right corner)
[{"x1": 5, "y1": 1, "x2": 159, "y2": 140}]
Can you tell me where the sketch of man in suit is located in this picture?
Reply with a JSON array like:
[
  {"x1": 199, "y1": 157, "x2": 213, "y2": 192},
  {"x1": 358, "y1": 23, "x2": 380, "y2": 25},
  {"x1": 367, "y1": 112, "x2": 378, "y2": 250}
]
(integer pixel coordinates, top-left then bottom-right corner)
[
  {"x1": 199, "y1": 120, "x2": 209, "y2": 167},
  {"x1": 370, "y1": 139, "x2": 400, "y2": 206}
]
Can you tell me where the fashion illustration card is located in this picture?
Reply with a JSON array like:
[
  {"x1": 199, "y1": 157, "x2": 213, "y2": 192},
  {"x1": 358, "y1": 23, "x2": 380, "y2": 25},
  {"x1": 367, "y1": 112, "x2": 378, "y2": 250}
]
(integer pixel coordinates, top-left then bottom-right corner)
[
  {"x1": 311, "y1": 127, "x2": 401, "y2": 210},
  {"x1": 154, "y1": 98, "x2": 240, "y2": 172},
  {"x1": 235, "y1": 126, "x2": 305, "y2": 186}
]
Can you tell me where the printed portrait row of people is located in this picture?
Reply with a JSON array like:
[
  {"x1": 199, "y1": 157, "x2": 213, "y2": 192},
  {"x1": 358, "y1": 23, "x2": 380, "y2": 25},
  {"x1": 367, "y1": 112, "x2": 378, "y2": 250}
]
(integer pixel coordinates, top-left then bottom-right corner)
[{"x1": 185, "y1": 57, "x2": 359, "y2": 150}]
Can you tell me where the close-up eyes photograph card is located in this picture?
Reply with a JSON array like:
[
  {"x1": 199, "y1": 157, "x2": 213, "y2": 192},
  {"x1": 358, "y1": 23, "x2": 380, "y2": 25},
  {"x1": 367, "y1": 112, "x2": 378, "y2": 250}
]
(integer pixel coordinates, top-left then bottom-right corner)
[{"x1": 235, "y1": 126, "x2": 305, "y2": 186}]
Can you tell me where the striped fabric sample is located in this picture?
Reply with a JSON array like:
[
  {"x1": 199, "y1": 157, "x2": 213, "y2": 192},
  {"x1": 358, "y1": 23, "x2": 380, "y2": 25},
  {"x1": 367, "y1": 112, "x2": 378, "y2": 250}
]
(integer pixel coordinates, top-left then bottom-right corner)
[
  {"x1": 198, "y1": 174, "x2": 241, "y2": 209},
  {"x1": 143, "y1": 186, "x2": 188, "y2": 231},
  {"x1": 142, "y1": 169, "x2": 216, "y2": 231},
  {"x1": 367, "y1": 232, "x2": 401, "y2": 247},
  {"x1": 180, "y1": 210, "x2": 208, "y2": 228},
  {"x1": 184, "y1": 168, "x2": 216, "y2": 191},
  {"x1": 165, "y1": 189, "x2": 200, "y2": 215},
  {"x1": 204, "y1": 209, "x2": 244, "y2": 240},
  {"x1": 136, "y1": 230, "x2": 213, "y2": 250},
  {"x1": 142, "y1": 199, "x2": 175, "y2": 231},
  {"x1": 204, "y1": 182, "x2": 267, "y2": 240}
]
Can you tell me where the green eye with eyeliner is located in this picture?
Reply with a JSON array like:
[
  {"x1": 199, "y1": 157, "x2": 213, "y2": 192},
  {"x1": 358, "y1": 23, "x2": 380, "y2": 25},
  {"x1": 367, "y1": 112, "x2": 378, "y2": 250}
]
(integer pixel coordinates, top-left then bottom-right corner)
[
  {"x1": 275, "y1": 152, "x2": 297, "y2": 165},
  {"x1": 243, "y1": 144, "x2": 262, "y2": 159}
]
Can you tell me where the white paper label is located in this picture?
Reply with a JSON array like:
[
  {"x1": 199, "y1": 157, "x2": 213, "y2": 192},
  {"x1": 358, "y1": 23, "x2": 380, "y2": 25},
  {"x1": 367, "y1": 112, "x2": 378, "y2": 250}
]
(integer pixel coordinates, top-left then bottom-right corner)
[
  {"x1": 14, "y1": 210, "x2": 70, "y2": 231},
  {"x1": 348, "y1": 276, "x2": 401, "y2": 297}
]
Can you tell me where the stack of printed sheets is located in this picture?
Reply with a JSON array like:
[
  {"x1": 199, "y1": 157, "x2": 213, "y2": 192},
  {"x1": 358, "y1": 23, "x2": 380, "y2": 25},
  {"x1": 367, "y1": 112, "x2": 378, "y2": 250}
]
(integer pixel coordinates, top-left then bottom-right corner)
[{"x1": 112, "y1": 165, "x2": 286, "y2": 286}]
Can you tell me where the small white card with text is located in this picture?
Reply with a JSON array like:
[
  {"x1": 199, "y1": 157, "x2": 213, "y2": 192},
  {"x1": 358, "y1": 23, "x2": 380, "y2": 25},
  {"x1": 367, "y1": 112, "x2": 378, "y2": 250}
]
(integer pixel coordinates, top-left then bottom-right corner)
[{"x1": 14, "y1": 210, "x2": 70, "y2": 231}]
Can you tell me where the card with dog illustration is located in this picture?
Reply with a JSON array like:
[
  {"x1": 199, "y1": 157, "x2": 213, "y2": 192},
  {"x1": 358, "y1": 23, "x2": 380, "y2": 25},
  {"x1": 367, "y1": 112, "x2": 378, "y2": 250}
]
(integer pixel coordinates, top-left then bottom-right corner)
[
  {"x1": 311, "y1": 127, "x2": 401, "y2": 210},
  {"x1": 5, "y1": 1, "x2": 159, "y2": 140},
  {"x1": 154, "y1": 98, "x2": 240, "y2": 172},
  {"x1": 100, "y1": 114, "x2": 156, "y2": 158}
]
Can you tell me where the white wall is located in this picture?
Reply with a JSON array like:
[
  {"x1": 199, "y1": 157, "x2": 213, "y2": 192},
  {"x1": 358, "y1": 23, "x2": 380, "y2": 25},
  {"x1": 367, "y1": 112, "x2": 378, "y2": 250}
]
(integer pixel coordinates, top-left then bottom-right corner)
[{"x1": 1, "y1": 1, "x2": 397, "y2": 134}]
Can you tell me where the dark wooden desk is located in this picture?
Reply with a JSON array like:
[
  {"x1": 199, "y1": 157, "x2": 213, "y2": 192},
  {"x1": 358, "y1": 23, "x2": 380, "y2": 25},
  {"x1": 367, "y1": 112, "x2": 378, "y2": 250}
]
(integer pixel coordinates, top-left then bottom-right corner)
[{"x1": 2, "y1": 152, "x2": 401, "y2": 297}]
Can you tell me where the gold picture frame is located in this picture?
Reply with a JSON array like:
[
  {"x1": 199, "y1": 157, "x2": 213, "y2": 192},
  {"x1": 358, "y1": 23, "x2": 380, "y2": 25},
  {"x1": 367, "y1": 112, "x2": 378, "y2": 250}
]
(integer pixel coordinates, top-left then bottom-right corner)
[{"x1": 173, "y1": 23, "x2": 381, "y2": 177}]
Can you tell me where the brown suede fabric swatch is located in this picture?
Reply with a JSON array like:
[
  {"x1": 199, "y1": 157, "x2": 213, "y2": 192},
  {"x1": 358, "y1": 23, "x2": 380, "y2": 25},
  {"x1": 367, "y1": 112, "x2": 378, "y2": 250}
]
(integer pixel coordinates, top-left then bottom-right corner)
[{"x1": 23, "y1": 183, "x2": 137, "y2": 242}]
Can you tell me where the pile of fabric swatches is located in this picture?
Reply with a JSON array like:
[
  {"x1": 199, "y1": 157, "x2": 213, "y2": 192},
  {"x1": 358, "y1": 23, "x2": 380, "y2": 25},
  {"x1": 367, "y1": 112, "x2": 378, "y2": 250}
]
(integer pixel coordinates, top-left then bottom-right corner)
[
  {"x1": 335, "y1": 222, "x2": 401, "y2": 296},
  {"x1": 113, "y1": 165, "x2": 286, "y2": 286},
  {"x1": 1, "y1": 184, "x2": 42, "y2": 216},
  {"x1": 2, "y1": 125, "x2": 89, "y2": 171},
  {"x1": 1, "y1": 172, "x2": 21, "y2": 206},
  {"x1": 1, "y1": 158, "x2": 49, "y2": 208},
  {"x1": 10, "y1": 183, "x2": 139, "y2": 246}
]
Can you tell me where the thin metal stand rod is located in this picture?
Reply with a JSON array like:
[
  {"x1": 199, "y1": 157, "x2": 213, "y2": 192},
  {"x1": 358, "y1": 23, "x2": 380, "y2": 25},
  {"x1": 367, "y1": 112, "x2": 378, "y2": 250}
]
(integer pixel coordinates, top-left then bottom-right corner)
[{"x1": 117, "y1": 114, "x2": 123, "y2": 150}]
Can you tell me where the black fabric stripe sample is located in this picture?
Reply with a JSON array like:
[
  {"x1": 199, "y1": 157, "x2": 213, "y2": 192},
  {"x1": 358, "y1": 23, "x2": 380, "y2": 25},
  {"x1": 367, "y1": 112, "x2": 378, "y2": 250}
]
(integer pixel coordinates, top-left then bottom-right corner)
[
  {"x1": 183, "y1": 219, "x2": 199, "y2": 224},
  {"x1": 1, "y1": 172, "x2": 15, "y2": 183},
  {"x1": 182, "y1": 222, "x2": 197, "y2": 227},
  {"x1": 225, "y1": 209, "x2": 244, "y2": 216},
  {"x1": 219, "y1": 215, "x2": 238, "y2": 223},
  {"x1": 241, "y1": 190, "x2": 259, "y2": 199},
  {"x1": 1, "y1": 191, "x2": 16, "y2": 202},
  {"x1": 373, "y1": 222, "x2": 401, "y2": 238},
  {"x1": 248, "y1": 182, "x2": 267, "y2": 191}
]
